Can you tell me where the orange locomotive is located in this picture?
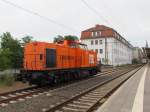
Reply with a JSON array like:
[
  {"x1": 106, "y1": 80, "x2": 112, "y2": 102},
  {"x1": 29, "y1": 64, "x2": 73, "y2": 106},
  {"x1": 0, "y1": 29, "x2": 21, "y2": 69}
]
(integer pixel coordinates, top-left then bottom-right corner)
[{"x1": 22, "y1": 40, "x2": 100, "y2": 85}]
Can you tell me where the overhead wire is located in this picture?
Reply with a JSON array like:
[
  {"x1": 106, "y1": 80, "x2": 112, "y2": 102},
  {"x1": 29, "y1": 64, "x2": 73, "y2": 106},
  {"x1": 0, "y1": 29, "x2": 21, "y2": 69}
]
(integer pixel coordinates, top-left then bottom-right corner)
[
  {"x1": 80, "y1": 0, "x2": 112, "y2": 26},
  {"x1": 0, "y1": 0, "x2": 78, "y2": 33},
  {"x1": 81, "y1": 0, "x2": 129, "y2": 41}
]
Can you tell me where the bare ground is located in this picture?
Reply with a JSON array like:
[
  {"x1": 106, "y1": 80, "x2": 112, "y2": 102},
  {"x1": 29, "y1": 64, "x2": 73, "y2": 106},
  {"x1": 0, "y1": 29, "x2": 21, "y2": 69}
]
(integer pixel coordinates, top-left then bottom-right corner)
[{"x1": 0, "y1": 81, "x2": 30, "y2": 94}]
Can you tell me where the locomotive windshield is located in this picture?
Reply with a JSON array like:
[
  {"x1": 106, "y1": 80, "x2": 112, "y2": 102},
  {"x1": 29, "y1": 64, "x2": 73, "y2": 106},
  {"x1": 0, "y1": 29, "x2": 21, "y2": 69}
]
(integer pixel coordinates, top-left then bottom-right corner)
[
  {"x1": 69, "y1": 42, "x2": 88, "y2": 50},
  {"x1": 78, "y1": 43, "x2": 88, "y2": 50}
]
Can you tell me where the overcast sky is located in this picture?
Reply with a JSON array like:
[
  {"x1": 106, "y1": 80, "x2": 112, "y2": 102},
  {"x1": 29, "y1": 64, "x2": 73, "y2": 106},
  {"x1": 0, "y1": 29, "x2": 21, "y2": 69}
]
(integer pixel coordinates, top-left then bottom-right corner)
[{"x1": 0, "y1": 0, "x2": 149, "y2": 47}]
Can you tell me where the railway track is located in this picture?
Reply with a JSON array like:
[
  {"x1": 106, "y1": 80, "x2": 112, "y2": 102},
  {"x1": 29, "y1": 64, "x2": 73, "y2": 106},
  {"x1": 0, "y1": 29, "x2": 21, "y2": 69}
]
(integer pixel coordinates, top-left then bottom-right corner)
[
  {"x1": 45, "y1": 65, "x2": 143, "y2": 112},
  {"x1": 0, "y1": 65, "x2": 142, "y2": 110},
  {"x1": 0, "y1": 67, "x2": 114, "y2": 96},
  {"x1": 0, "y1": 67, "x2": 120, "y2": 107}
]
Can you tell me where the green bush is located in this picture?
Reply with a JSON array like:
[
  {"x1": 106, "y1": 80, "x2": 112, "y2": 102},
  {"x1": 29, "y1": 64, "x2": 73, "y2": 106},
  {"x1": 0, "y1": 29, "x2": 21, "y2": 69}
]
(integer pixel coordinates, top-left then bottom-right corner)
[{"x1": 0, "y1": 74, "x2": 15, "y2": 86}]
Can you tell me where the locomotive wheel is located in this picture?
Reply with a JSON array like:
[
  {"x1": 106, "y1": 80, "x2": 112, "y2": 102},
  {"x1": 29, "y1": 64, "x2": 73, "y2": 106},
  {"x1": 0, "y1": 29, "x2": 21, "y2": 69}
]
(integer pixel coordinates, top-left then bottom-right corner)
[
  {"x1": 66, "y1": 73, "x2": 69, "y2": 82},
  {"x1": 53, "y1": 75, "x2": 61, "y2": 84},
  {"x1": 73, "y1": 72, "x2": 77, "y2": 80},
  {"x1": 53, "y1": 78, "x2": 58, "y2": 84}
]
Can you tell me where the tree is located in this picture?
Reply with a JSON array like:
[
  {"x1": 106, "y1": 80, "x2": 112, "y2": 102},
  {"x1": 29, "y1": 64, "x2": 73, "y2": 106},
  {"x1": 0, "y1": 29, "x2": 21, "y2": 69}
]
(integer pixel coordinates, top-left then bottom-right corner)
[
  {"x1": 53, "y1": 35, "x2": 64, "y2": 43},
  {"x1": 0, "y1": 32, "x2": 23, "y2": 69},
  {"x1": 0, "y1": 49, "x2": 12, "y2": 70},
  {"x1": 53, "y1": 35, "x2": 79, "y2": 43},
  {"x1": 64, "y1": 35, "x2": 79, "y2": 41},
  {"x1": 22, "y1": 35, "x2": 33, "y2": 44}
]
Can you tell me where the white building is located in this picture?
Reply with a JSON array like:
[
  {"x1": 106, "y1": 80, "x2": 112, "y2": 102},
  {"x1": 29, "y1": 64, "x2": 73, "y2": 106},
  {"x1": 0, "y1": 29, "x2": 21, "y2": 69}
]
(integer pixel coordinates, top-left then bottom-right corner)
[{"x1": 81, "y1": 24, "x2": 133, "y2": 66}]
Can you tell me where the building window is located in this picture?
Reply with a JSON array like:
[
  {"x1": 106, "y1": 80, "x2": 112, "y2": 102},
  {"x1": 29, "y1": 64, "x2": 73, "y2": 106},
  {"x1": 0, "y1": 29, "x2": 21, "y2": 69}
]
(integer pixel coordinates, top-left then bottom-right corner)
[
  {"x1": 98, "y1": 31, "x2": 102, "y2": 36},
  {"x1": 100, "y1": 49, "x2": 103, "y2": 54},
  {"x1": 92, "y1": 32, "x2": 95, "y2": 37},
  {"x1": 95, "y1": 49, "x2": 98, "y2": 53},
  {"x1": 92, "y1": 32, "x2": 94, "y2": 37},
  {"x1": 91, "y1": 40, "x2": 93, "y2": 45},
  {"x1": 95, "y1": 32, "x2": 97, "y2": 37},
  {"x1": 99, "y1": 40, "x2": 103, "y2": 44},
  {"x1": 92, "y1": 31, "x2": 100, "y2": 37},
  {"x1": 95, "y1": 40, "x2": 98, "y2": 45},
  {"x1": 102, "y1": 58, "x2": 105, "y2": 62}
]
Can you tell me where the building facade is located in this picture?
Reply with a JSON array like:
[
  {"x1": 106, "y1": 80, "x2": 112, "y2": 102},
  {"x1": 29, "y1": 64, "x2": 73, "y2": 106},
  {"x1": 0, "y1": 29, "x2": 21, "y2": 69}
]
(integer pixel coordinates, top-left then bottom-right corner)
[
  {"x1": 133, "y1": 47, "x2": 144, "y2": 63},
  {"x1": 81, "y1": 24, "x2": 133, "y2": 66}
]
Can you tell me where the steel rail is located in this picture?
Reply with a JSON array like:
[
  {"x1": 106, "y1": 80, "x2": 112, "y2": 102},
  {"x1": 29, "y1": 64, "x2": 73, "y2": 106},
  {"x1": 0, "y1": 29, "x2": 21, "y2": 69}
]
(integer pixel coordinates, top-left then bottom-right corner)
[
  {"x1": 0, "y1": 68, "x2": 120, "y2": 106},
  {"x1": 0, "y1": 65, "x2": 140, "y2": 107},
  {"x1": 45, "y1": 65, "x2": 143, "y2": 112}
]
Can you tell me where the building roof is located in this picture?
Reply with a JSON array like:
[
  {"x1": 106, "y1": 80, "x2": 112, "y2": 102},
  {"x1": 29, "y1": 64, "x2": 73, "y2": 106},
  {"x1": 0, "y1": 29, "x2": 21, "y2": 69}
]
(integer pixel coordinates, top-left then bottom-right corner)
[
  {"x1": 80, "y1": 24, "x2": 133, "y2": 48},
  {"x1": 83, "y1": 24, "x2": 112, "y2": 32}
]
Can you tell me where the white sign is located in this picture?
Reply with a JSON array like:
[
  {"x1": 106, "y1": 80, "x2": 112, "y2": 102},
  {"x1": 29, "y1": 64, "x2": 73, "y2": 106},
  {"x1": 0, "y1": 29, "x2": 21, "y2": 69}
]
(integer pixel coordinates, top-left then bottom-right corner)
[{"x1": 89, "y1": 54, "x2": 94, "y2": 64}]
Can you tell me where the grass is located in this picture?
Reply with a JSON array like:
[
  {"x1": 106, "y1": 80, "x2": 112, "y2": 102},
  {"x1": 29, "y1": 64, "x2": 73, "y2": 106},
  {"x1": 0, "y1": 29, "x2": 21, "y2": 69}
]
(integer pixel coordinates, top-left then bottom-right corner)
[{"x1": 0, "y1": 74, "x2": 15, "y2": 86}]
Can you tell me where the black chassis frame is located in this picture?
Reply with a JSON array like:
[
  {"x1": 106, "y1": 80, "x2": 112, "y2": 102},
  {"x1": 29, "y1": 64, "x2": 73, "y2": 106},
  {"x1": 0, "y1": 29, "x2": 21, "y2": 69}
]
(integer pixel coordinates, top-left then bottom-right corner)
[{"x1": 21, "y1": 66, "x2": 100, "y2": 85}]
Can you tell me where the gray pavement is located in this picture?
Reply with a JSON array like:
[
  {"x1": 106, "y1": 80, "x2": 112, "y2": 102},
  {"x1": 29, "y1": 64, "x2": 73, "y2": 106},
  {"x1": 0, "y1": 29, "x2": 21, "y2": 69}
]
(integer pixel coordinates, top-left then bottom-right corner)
[
  {"x1": 97, "y1": 64, "x2": 149, "y2": 112},
  {"x1": 144, "y1": 64, "x2": 150, "y2": 112}
]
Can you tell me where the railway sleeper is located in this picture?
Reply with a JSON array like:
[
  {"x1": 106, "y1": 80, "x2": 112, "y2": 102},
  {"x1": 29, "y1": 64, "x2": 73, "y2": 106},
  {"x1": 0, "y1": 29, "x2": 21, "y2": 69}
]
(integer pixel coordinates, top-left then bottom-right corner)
[
  {"x1": 81, "y1": 96, "x2": 98, "y2": 100},
  {"x1": 67, "y1": 103, "x2": 89, "y2": 109},
  {"x1": 88, "y1": 92, "x2": 102, "y2": 96},
  {"x1": 62, "y1": 106, "x2": 85, "y2": 112},
  {"x1": 73, "y1": 101, "x2": 92, "y2": 106},
  {"x1": 84, "y1": 95, "x2": 102, "y2": 99}
]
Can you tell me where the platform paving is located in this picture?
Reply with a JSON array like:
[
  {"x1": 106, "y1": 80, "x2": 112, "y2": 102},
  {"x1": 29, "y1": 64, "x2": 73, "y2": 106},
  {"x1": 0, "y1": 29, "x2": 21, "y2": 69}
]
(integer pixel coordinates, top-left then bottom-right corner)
[
  {"x1": 144, "y1": 64, "x2": 150, "y2": 112},
  {"x1": 96, "y1": 64, "x2": 150, "y2": 112}
]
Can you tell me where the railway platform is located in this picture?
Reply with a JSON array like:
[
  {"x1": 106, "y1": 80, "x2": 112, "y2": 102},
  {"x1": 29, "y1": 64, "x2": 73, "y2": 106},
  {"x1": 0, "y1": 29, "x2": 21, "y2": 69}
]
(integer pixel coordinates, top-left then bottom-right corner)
[{"x1": 96, "y1": 63, "x2": 150, "y2": 112}]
